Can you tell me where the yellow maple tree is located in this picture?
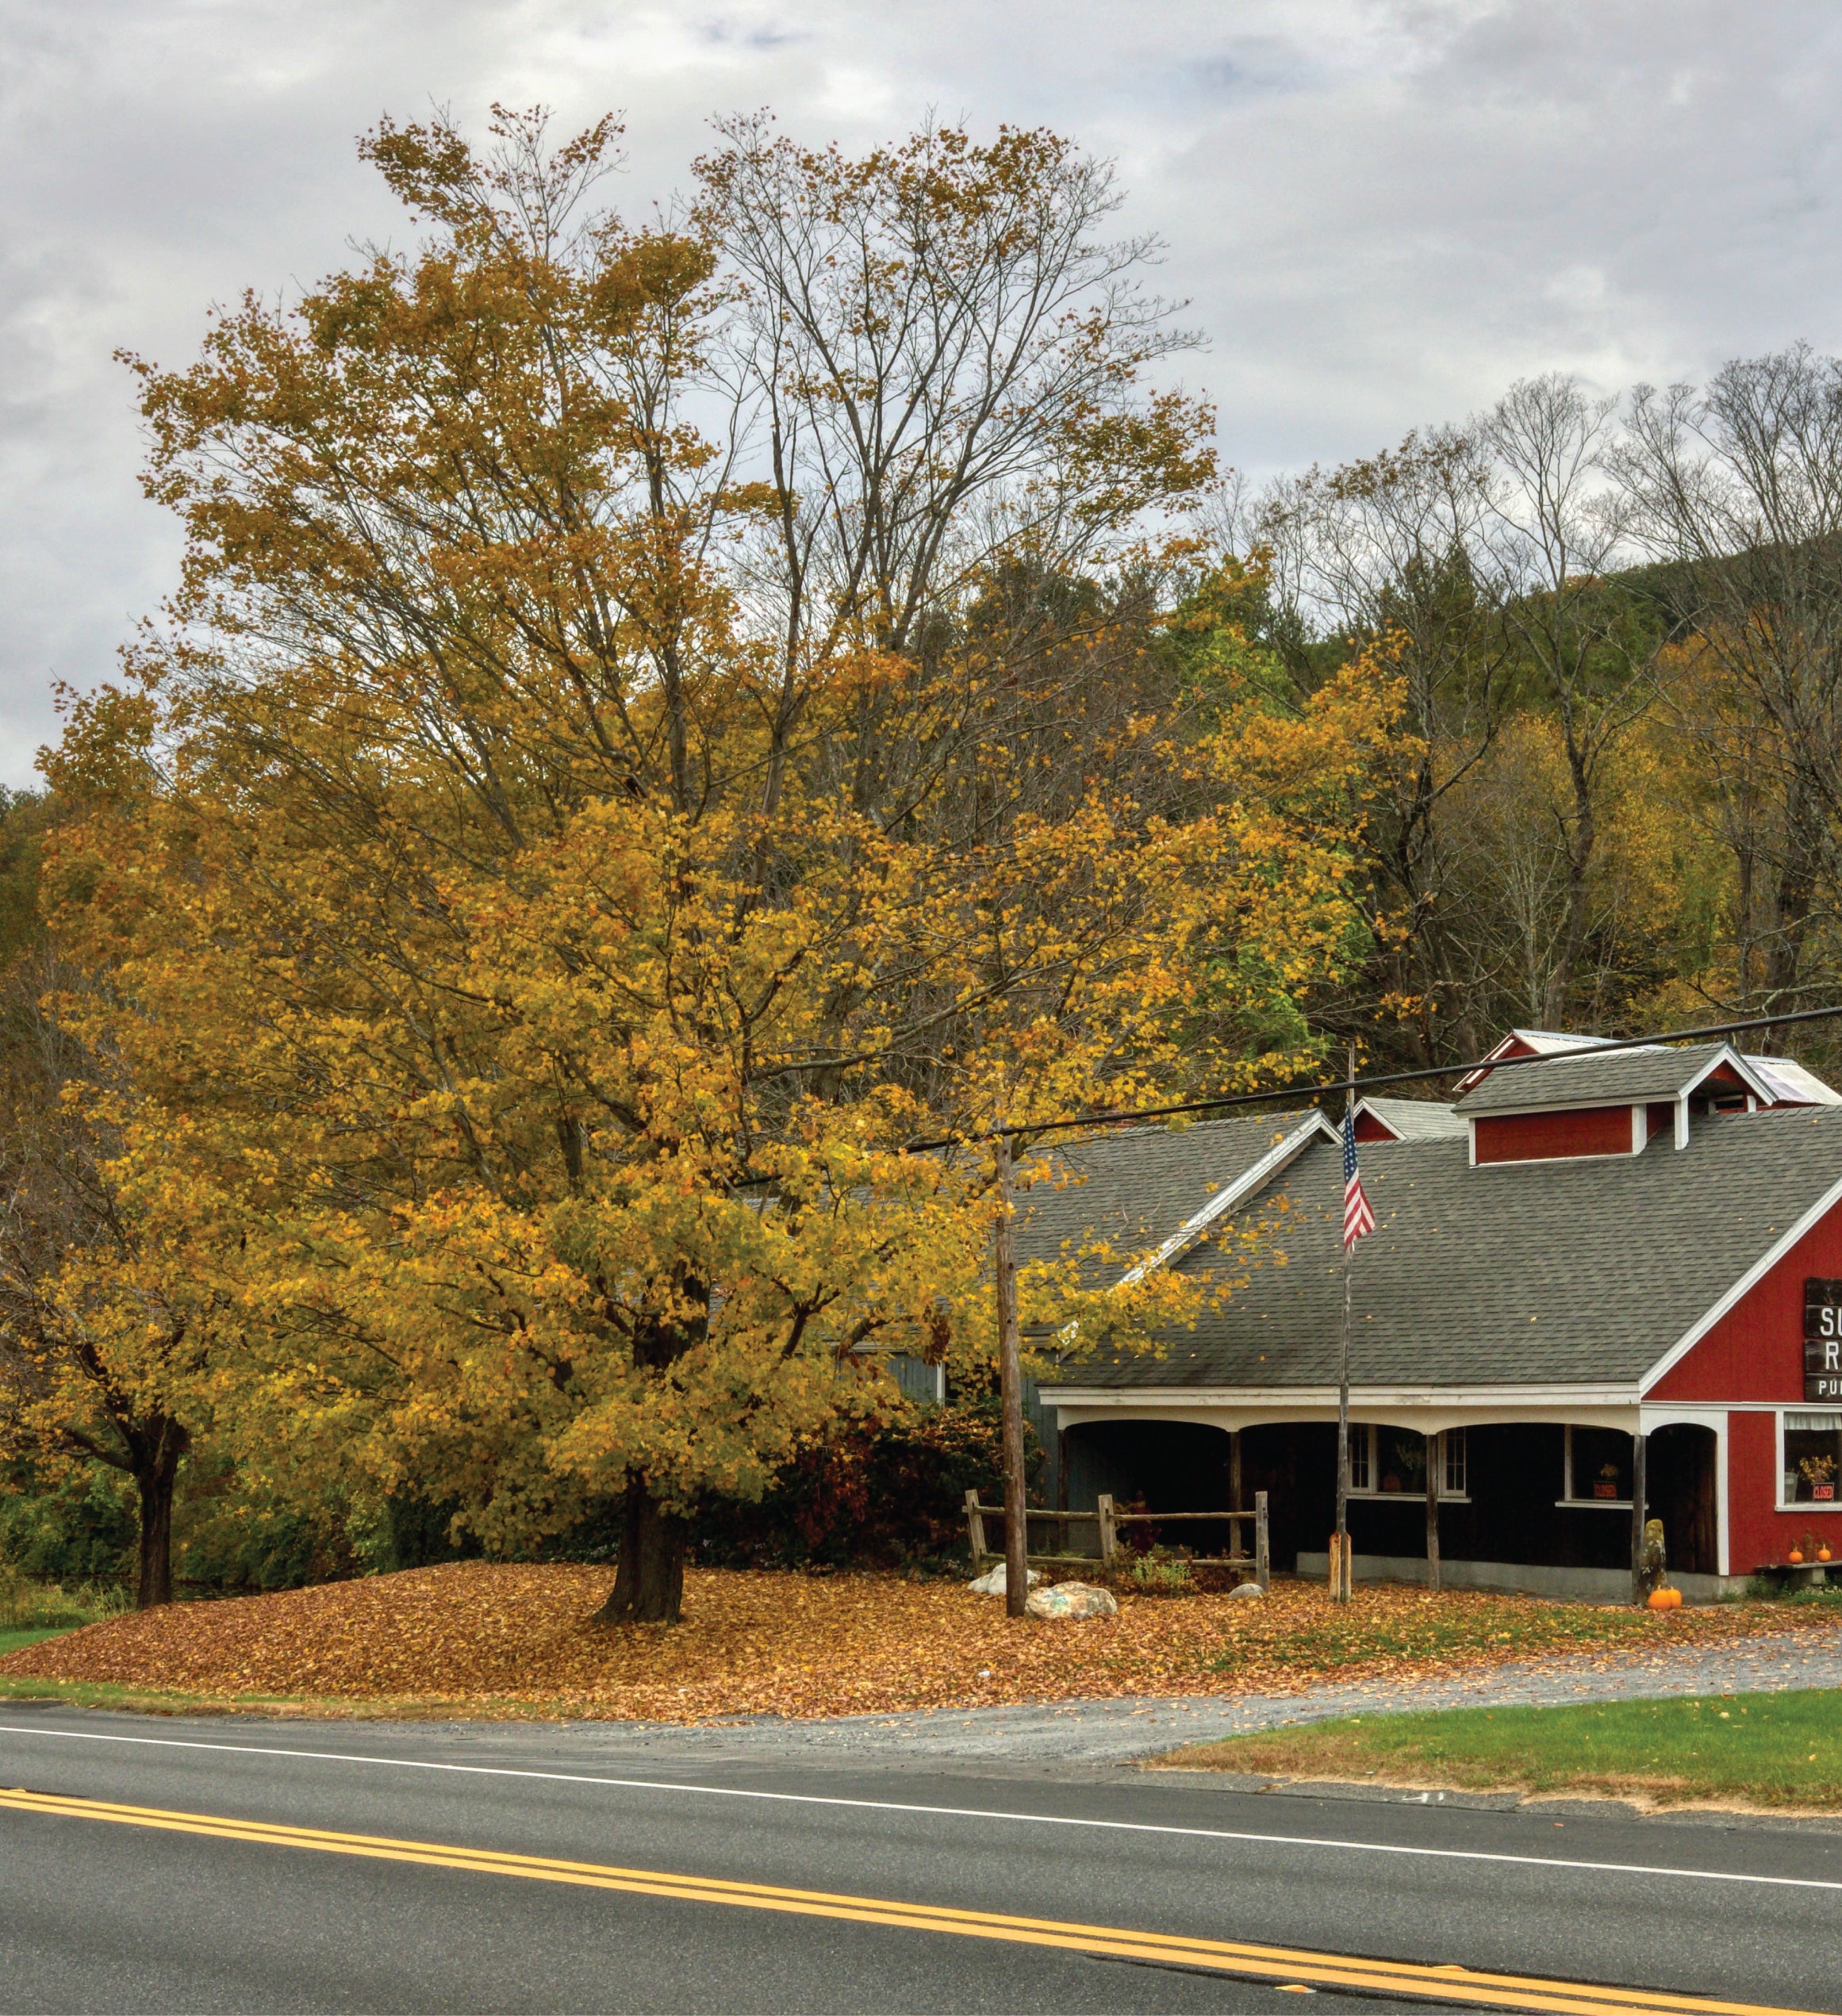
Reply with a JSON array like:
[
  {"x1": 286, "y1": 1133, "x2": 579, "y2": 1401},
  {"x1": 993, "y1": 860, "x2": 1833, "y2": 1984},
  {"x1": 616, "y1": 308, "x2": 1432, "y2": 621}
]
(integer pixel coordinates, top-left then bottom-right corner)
[{"x1": 36, "y1": 111, "x2": 1377, "y2": 1619}]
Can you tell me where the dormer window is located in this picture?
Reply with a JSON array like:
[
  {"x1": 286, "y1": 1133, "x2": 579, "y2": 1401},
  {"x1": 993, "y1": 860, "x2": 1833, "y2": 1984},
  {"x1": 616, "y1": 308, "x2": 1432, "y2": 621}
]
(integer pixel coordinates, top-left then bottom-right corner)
[{"x1": 1454, "y1": 1041, "x2": 1779, "y2": 1165}]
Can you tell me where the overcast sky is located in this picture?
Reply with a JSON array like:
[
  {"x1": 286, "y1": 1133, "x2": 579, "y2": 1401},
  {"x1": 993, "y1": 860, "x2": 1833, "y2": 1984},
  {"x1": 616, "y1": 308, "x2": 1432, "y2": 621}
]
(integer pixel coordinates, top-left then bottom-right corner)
[{"x1": 4, "y1": 0, "x2": 1840, "y2": 786}]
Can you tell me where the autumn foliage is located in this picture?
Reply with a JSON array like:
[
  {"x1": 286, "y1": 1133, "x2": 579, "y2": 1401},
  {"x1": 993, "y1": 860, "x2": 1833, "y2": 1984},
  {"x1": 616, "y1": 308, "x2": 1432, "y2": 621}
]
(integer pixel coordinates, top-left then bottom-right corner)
[{"x1": 7, "y1": 110, "x2": 1383, "y2": 1619}]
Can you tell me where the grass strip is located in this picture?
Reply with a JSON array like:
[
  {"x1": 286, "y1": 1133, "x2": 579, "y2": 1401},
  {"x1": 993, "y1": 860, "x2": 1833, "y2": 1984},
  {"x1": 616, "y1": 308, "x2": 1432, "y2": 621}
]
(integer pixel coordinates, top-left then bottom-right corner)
[
  {"x1": 1158, "y1": 1688, "x2": 1842, "y2": 1809},
  {"x1": 0, "y1": 1673, "x2": 734, "y2": 1722},
  {"x1": 0, "y1": 1627, "x2": 76, "y2": 1661}
]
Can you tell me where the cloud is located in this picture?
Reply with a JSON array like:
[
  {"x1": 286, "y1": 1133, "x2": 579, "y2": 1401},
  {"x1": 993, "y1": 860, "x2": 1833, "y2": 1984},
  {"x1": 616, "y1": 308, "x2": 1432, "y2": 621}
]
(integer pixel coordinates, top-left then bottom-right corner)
[{"x1": 3, "y1": 0, "x2": 1840, "y2": 783}]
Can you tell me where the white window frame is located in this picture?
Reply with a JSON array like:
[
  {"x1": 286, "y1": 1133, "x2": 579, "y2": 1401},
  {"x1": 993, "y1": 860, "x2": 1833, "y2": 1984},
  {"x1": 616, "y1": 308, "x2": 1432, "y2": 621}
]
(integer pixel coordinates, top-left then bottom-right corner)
[
  {"x1": 1346, "y1": 1424, "x2": 1470, "y2": 1503},
  {"x1": 1777, "y1": 1409, "x2": 1842, "y2": 1512},
  {"x1": 1559, "y1": 1423, "x2": 1633, "y2": 1509}
]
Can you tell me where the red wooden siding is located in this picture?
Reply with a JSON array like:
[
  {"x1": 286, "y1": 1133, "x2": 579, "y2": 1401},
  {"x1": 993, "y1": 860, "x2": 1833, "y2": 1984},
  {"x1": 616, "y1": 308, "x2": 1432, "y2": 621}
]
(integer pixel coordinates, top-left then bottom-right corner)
[
  {"x1": 1353, "y1": 1112, "x2": 1397, "y2": 1143},
  {"x1": 1647, "y1": 1179, "x2": 1842, "y2": 1572},
  {"x1": 1473, "y1": 1106, "x2": 1634, "y2": 1163}
]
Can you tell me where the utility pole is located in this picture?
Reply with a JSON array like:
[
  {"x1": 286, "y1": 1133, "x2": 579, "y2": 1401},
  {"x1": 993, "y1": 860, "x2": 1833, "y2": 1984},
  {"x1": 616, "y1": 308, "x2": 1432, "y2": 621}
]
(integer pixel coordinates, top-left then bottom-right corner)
[
  {"x1": 994, "y1": 1131, "x2": 1028, "y2": 1619},
  {"x1": 1334, "y1": 1043, "x2": 1355, "y2": 1603}
]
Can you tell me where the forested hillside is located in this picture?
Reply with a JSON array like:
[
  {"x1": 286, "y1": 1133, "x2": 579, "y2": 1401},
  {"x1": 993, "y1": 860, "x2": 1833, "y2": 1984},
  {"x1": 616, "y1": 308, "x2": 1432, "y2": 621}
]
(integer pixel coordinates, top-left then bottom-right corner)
[{"x1": 3, "y1": 109, "x2": 1840, "y2": 1620}]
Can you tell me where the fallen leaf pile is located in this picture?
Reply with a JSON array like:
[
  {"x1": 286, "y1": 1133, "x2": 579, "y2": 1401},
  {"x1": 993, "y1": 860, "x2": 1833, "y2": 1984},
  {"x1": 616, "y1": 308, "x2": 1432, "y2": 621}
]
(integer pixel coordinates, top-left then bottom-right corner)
[{"x1": 2, "y1": 1564, "x2": 1832, "y2": 1723}]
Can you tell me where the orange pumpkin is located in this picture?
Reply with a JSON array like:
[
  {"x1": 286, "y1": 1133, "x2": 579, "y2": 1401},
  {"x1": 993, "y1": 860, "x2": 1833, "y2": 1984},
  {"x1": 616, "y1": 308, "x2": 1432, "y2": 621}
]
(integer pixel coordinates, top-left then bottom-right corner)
[
  {"x1": 1647, "y1": 1586, "x2": 1683, "y2": 1611},
  {"x1": 1790, "y1": 1549, "x2": 1806, "y2": 1564},
  {"x1": 1821, "y1": 1547, "x2": 1834, "y2": 1563}
]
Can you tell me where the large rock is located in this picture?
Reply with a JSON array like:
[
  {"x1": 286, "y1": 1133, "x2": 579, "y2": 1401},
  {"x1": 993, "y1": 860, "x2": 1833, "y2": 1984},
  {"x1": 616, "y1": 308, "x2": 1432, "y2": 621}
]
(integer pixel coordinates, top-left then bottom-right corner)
[
  {"x1": 968, "y1": 1562, "x2": 1042, "y2": 1596},
  {"x1": 1227, "y1": 1579, "x2": 1266, "y2": 1599},
  {"x1": 1025, "y1": 1581, "x2": 1119, "y2": 1621}
]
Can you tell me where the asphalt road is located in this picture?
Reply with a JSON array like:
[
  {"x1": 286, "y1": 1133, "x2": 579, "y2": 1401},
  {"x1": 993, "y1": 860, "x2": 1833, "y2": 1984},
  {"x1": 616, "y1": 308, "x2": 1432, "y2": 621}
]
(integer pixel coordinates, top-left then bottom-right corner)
[{"x1": 1, "y1": 1705, "x2": 1838, "y2": 2014}]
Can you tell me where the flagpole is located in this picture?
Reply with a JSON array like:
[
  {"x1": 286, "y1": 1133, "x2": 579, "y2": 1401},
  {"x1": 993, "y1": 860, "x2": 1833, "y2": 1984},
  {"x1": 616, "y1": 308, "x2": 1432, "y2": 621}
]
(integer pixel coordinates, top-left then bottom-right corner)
[{"x1": 1334, "y1": 1041, "x2": 1355, "y2": 1604}]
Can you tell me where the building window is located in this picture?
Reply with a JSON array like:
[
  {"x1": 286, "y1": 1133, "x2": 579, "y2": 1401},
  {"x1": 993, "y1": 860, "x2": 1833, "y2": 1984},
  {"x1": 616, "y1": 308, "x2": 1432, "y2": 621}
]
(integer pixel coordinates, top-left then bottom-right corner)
[
  {"x1": 882, "y1": 1354, "x2": 945, "y2": 1406},
  {"x1": 1442, "y1": 1427, "x2": 1468, "y2": 1497},
  {"x1": 1562, "y1": 1425, "x2": 1633, "y2": 1507},
  {"x1": 1783, "y1": 1412, "x2": 1842, "y2": 1508},
  {"x1": 1347, "y1": 1426, "x2": 1468, "y2": 1500}
]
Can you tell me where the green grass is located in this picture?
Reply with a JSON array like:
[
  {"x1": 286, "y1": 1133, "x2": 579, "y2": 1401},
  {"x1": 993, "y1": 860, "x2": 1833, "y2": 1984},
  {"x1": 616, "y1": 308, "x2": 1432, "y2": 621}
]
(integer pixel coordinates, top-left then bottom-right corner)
[
  {"x1": 1216, "y1": 1600, "x2": 1656, "y2": 1676},
  {"x1": 0, "y1": 1625, "x2": 76, "y2": 1659},
  {"x1": 1160, "y1": 1689, "x2": 1842, "y2": 1808}
]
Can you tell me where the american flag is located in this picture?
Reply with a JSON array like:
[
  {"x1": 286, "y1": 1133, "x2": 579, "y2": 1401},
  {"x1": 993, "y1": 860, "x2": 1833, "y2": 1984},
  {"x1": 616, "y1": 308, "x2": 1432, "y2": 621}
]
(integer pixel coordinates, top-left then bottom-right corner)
[{"x1": 1341, "y1": 1107, "x2": 1376, "y2": 1249}]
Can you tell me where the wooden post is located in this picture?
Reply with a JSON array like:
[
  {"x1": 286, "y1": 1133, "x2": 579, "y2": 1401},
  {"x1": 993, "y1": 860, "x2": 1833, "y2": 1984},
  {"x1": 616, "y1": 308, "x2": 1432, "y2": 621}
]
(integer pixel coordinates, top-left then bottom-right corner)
[
  {"x1": 1334, "y1": 1043, "x2": 1356, "y2": 1603},
  {"x1": 994, "y1": 1133, "x2": 1027, "y2": 1618},
  {"x1": 1426, "y1": 1430, "x2": 1441, "y2": 1593},
  {"x1": 965, "y1": 1488, "x2": 987, "y2": 1569},
  {"x1": 1097, "y1": 1492, "x2": 1117, "y2": 1569},
  {"x1": 1630, "y1": 1430, "x2": 1648, "y2": 1606},
  {"x1": 1254, "y1": 1489, "x2": 1270, "y2": 1592},
  {"x1": 1230, "y1": 1430, "x2": 1243, "y2": 1515}
]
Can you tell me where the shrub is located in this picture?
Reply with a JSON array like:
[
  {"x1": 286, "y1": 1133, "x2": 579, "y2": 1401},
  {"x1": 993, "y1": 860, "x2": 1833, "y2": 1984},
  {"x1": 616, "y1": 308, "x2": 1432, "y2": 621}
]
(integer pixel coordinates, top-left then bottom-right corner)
[{"x1": 693, "y1": 1385, "x2": 1042, "y2": 1572}]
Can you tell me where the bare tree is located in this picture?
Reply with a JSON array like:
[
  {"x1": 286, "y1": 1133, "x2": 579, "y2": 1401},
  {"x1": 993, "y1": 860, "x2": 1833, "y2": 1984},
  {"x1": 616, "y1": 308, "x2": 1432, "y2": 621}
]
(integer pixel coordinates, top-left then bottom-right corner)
[
  {"x1": 1256, "y1": 431, "x2": 1513, "y2": 1060},
  {"x1": 697, "y1": 116, "x2": 1214, "y2": 840},
  {"x1": 1613, "y1": 348, "x2": 1842, "y2": 1022},
  {"x1": 1475, "y1": 376, "x2": 1655, "y2": 1026}
]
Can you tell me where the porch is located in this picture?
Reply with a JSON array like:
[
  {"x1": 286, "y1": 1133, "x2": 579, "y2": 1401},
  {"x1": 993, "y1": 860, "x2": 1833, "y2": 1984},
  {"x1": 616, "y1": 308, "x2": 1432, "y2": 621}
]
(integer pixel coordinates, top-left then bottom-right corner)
[{"x1": 1049, "y1": 1408, "x2": 1742, "y2": 1602}]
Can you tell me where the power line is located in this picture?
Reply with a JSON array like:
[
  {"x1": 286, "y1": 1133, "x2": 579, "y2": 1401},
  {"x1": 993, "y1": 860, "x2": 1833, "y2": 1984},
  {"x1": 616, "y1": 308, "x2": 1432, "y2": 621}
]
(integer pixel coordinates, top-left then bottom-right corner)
[{"x1": 904, "y1": 1002, "x2": 1842, "y2": 1153}]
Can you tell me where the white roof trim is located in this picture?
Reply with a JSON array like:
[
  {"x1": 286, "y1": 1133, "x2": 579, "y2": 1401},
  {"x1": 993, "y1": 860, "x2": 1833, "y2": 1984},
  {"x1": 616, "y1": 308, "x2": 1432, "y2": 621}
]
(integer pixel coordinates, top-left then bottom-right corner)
[
  {"x1": 1038, "y1": 1382, "x2": 1637, "y2": 1407},
  {"x1": 1641, "y1": 1158, "x2": 1842, "y2": 1393},
  {"x1": 1680, "y1": 1044, "x2": 1779, "y2": 1106},
  {"x1": 1111, "y1": 1113, "x2": 1337, "y2": 1290}
]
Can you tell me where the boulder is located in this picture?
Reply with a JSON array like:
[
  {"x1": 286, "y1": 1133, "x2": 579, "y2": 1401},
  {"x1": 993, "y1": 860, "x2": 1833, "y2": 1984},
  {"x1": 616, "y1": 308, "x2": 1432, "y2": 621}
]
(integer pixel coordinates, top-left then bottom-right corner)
[
  {"x1": 1227, "y1": 1579, "x2": 1266, "y2": 1599},
  {"x1": 1025, "y1": 1581, "x2": 1119, "y2": 1621},
  {"x1": 968, "y1": 1562, "x2": 1042, "y2": 1596}
]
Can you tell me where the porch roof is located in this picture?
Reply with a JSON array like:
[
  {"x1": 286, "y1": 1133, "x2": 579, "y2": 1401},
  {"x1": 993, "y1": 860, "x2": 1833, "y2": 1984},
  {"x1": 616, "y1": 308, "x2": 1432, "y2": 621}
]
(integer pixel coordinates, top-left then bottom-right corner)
[{"x1": 1041, "y1": 1104, "x2": 1842, "y2": 1393}]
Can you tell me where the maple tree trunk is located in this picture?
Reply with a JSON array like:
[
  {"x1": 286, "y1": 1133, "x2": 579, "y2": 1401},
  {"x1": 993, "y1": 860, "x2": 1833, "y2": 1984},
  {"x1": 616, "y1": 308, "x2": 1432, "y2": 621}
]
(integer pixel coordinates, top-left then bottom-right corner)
[
  {"x1": 132, "y1": 1426, "x2": 188, "y2": 1610},
  {"x1": 597, "y1": 1490, "x2": 688, "y2": 1625}
]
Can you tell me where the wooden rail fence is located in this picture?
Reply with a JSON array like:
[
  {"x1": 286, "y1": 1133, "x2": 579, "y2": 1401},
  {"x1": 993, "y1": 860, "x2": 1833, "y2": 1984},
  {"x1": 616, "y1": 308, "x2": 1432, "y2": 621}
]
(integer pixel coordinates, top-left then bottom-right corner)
[{"x1": 965, "y1": 1489, "x2": 1270, "y2": 1592}]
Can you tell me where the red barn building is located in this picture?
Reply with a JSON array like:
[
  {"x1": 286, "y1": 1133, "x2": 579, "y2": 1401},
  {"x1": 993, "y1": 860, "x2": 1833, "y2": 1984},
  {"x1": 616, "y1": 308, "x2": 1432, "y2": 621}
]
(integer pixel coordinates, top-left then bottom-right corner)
[{"x1": 1028, "y1": 1035, "x2": 1842, "y2": 1599}]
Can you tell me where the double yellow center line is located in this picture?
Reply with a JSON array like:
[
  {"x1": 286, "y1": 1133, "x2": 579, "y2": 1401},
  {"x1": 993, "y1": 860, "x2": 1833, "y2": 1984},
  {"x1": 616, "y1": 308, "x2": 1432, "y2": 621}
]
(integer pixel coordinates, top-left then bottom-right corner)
[{"x1": 0, "y1": 1786, "x2": 1821, "y2": 2015}]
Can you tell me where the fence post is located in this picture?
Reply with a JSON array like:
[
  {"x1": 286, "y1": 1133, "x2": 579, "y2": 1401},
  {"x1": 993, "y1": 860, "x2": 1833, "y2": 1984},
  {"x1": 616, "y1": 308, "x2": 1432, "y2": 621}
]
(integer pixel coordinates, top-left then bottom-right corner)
[
  {"x1": 965, "y1": 1489, "x2": 988, "y2": 1569},
  {"x1": 1097, "y1": 1492, "x2": 1117, "y2": 1569},
  {"x1": 1254, "y1": 1489, "x2": 1270, "y2": 1592}
]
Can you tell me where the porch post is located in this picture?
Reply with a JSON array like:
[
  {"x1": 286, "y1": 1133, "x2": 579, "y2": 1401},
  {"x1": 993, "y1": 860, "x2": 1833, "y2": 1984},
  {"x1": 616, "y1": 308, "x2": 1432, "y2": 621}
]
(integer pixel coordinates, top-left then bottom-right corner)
[
  {"x1": 1230, "y1": 1429, "x2": 1243, "y2": 1511},
  {"x1": 1630, "y1": 1430, "x2": 1648, "y2": 1605},
  {"x1": 1426, "y1": 1430, "x2": 1441, "y2": 1592}
]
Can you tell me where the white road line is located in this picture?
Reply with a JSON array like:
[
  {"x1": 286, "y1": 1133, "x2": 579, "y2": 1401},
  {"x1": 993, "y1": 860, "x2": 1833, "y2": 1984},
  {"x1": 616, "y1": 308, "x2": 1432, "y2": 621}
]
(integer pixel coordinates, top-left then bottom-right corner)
[{"x1": 0, "y1": 1719, "x2": 1832, "y2": 1893}]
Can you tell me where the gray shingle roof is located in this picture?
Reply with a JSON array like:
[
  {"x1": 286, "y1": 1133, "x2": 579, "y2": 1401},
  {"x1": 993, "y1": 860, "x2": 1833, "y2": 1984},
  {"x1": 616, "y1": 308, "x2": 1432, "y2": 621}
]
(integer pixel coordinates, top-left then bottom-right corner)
[
  {"x1": 1452, "y1": 1043, "x2": 1737, "y2": 1115},
  {"x1": 1046, "y1": 1105, "x2": 1842, "y2": 1393},
  {"x1": 1360, "y1": 1096, "x2": 1468, "y2": 1141},
  {"x1": 1011, "y1": 1110, "x2": 1329, "y2": 1290}
]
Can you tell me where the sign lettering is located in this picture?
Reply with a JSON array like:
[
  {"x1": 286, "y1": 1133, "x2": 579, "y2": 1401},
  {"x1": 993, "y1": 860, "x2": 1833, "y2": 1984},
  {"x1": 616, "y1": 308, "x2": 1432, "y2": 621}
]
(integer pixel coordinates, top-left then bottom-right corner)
[{"x1": 1803, "y1": 1281, "x2": 1842, "y2": 1401}]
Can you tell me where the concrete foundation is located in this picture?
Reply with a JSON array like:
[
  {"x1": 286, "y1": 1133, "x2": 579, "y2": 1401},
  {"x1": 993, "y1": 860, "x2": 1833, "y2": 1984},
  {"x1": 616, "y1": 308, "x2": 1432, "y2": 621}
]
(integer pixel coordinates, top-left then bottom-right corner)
[{"x1": 1295, "y1": 1550, "x2": 1751, "y2": 1604}]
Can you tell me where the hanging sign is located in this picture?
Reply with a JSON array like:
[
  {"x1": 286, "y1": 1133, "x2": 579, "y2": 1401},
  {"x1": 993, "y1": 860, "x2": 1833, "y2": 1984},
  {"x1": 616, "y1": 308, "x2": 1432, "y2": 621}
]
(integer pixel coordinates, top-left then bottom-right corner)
[{"x1": 1804, "y1": 1279, "x2": 1842, "y2": 1400}]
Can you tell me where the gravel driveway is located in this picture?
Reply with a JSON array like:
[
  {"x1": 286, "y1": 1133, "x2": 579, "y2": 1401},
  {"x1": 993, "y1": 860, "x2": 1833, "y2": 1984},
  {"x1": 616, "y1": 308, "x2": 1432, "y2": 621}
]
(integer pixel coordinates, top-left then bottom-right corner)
[{"x1": 477, "y1": 1621, "x2": 1842, "y2": 1770}]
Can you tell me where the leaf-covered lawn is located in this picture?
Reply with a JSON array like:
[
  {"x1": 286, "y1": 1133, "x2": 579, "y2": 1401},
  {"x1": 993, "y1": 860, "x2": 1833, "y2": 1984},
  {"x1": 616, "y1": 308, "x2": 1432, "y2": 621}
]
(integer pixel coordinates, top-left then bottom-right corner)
[
  {"x1": 1159, "y1": 1688, "x2": 1842, "y2": 1809},
  {"x1": 0, "y1": 1564, "x2": 1831, "y2": 1723}
]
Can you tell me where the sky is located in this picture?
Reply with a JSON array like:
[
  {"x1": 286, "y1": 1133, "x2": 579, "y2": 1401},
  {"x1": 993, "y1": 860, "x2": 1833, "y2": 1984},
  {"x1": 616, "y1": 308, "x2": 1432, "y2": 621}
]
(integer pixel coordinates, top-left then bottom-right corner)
[{"x1": 4, "y1": 0, "x2": 1842, "y2": 786}]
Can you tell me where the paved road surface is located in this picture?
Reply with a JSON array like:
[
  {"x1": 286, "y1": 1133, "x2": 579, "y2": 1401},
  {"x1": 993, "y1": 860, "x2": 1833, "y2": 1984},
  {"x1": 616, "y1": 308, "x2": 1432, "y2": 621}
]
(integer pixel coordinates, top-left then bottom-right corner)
[{"x1": 1, "y1": 1704, "x2": 1837, "y2": 2014}]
